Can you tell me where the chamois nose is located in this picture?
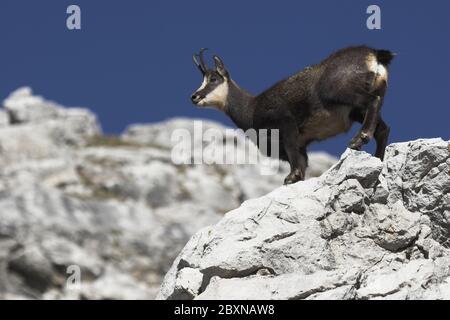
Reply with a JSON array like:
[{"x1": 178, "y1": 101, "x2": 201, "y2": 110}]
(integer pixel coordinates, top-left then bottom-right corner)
[{"x1": 191, "y1": 93, "x2": 202, "y2": 104}]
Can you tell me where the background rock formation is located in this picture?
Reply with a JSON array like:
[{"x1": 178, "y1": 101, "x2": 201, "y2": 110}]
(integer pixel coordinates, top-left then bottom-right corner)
[
  {"x1": 158, "y1": 138, "x2": 450, "y2": 300},
  {"x1": 0, "y1": 88, "x2": 336, "y2": 299}
]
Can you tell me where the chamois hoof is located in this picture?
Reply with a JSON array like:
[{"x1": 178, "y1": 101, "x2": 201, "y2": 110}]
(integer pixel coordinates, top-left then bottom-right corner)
[
  {"x1": 348, "y1": 141, "x2": 362, "y2": 151},
  {"x1": 349, "y1": 133, "x2": 371, "y2": 150},
  {"x1": 284, "y1": 171, "x2": 304, "y2": 185}
]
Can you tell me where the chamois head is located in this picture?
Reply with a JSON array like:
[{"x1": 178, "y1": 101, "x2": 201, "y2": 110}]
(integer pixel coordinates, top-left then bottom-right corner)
[{"x1": 191, "y1": 48, "x2": 230, "y2": 110}]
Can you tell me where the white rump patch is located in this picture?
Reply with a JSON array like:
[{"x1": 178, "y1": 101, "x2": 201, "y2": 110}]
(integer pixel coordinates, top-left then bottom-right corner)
[
  {"x1": 376, "y1": 64, "x2": 387, "y2": 78},
  {"x1": 367, "y1": 54, "x2": 388, "y2": 81}
]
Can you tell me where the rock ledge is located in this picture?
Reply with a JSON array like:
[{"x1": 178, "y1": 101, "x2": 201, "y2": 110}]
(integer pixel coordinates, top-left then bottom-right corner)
[{"x1": 158, "y1": 138, "x2": 450, "y2": 300}]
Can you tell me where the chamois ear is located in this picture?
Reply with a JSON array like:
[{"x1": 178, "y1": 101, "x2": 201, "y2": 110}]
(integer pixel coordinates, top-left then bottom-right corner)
[{"x1": 213, "y1": 55, "x2": 229, "y2": 78}]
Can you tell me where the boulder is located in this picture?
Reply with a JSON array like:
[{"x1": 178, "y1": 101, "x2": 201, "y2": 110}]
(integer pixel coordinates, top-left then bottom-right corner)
[
  {"x1": 3, "y1": 87, "x2": 60, "y2": 124},
  {"x1": 158, "y1": 138, "x2": 450, "y2": 300}
]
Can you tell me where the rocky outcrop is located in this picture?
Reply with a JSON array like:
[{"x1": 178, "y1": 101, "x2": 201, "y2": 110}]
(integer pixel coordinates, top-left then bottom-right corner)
[
  {"x1": 158, "y1": 138, "x2": 450, "y2": 300},
  {"x1": 0, "y1": 88, "x2": 336, "y2": 299},
  {"x1": 0, "y1": 110, "x2": 8, "y2": 127}
]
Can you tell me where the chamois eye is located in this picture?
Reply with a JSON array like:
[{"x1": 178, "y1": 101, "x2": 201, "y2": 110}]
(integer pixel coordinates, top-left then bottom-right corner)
[{"x1": 210, "y1": 77, "x2": 218, "y2": 83}]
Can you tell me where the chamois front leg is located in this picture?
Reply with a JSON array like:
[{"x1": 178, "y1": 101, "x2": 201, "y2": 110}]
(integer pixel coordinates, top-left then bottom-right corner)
[
  {"x1": 284, "y1": 147, "x2": 308, "y2": 185},
  {"x1": 281, "y1": 121, "x2": 308, "y2": 185},
  {"x1": 349, "y1": 95, "x2": 381, "y2": 150}
]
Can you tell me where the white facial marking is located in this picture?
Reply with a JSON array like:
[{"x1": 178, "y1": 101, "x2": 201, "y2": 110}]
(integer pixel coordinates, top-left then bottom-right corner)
[
  {"x1": 196, "y1": 77, "x2": 208, "y2": 92},
  {"x1": 199, "y1": 80, "x2": 229, "y2": 109}
]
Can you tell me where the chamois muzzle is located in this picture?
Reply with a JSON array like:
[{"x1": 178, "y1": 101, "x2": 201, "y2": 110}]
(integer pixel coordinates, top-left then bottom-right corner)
[{"x1": 191, "y1": 93, "x2": 203, "y2": 104}]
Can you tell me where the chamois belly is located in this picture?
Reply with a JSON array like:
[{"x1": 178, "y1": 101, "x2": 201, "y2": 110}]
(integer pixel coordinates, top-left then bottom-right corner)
[{"x1": 301, "y1": 106, "x2": 352, "y2": 143}]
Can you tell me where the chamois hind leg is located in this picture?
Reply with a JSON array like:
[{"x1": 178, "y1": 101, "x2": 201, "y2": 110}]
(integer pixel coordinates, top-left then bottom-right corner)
[
  {"x1": 281, "y1": 120, "x2": 308, "y2": 184},
  {"x1": 349, "y1": 94, "x2": 382, "y2": 150},
  {"x1": 374, "y1": 117, "x2": 390, "y2": 160}
]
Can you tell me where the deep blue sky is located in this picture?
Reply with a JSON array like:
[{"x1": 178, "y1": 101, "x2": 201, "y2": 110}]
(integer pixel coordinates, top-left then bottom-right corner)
[{"x1": 0, "y1": 0, "x2": 449, "y2": 156}]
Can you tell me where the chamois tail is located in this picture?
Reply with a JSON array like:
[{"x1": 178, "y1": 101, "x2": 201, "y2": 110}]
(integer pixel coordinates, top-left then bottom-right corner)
[{"x1": 375, "y1": 49, "x2": 396, "y2": 67}]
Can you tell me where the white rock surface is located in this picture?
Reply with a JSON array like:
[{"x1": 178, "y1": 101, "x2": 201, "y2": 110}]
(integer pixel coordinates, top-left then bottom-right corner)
[
  {"x1": 0, "y1": 88, "x2": 337, "y2": 299},
  {"x1": 158, "y1": 138, "x2": 450, "y2": 300},
  {"x1": 4, "y1": 87, "x2": 60, "y2": 124},
  {"x1": 0, "y1": 87, "x2": 100, "y2": 167},
  {"x1": 0, "y1": 110, "x2": 8, "y2": 127}
]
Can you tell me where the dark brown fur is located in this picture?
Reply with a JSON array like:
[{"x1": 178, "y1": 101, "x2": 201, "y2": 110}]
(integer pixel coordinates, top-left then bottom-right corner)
[{"x1": 192, "y1": 46, "x2": 394, "y2": 184}]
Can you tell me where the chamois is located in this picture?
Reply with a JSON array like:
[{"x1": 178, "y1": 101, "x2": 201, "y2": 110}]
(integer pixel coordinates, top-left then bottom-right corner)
[{"x1": 191, "y1": 46, "x2": 394, "y2": 184}]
